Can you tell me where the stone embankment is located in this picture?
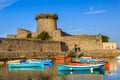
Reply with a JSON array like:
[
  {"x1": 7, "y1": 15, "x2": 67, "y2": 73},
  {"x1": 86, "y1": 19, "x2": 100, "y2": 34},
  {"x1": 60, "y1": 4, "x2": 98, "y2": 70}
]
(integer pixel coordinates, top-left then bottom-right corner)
[
  {"x1": 0, "y1": 52, "x2": 66, "y2": 61},
  {"x1": 83, "y1": 49, "x2": 120, "y2": 58},
  {"x1": 0, "y1": 49, "x2": 120, "y2": 61}
]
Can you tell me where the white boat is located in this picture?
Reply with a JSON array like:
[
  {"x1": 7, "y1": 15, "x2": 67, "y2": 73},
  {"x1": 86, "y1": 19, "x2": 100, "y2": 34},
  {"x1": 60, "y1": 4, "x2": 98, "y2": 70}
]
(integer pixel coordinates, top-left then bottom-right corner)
[
  {"x1": 115, "y1": 55, "x2": 120, "y2": 60},
  {"x1": 7, "y1": 60, "x2": 21, "y2": 64}
]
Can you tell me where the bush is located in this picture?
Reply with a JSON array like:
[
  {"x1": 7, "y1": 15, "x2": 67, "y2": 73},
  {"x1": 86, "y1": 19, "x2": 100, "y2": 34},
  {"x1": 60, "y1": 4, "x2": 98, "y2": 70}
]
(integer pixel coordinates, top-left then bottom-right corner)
[
  {"x1": 26, "y1": 33, "x2": 32, "y2": 38},
  {"x1": 37, "y1": 31, "x2": 52, "y2": 40},
  {"x1": 101, "y1": 35, "x2": 109, "y2": 42}
]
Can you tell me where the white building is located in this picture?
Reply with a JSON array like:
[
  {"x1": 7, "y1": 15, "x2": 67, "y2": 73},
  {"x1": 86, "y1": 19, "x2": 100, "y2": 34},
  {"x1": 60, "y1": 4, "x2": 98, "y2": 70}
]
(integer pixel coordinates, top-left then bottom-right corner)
[{"x1": 103, "y1": 42, "x2": 117, "y2": 49}]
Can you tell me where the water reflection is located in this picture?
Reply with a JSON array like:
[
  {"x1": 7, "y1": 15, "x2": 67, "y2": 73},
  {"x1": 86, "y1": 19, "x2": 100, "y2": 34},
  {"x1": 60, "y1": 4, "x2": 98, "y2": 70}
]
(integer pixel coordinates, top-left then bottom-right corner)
[
  {"x1": 8, "y1": 67, "x2": 44, "y2": 71},
  {"x1": 7, "y1": 71, "x2": 51, "y2": 80},
  {"x1": 107, "y1": 58, "x2": 118, "y2": 71},
  {"x1": 0, "y1": 58, "x2": 120, "y2": 80},
  {"x1": 57, "y1": 74, "x2": 104, "y2": 80},
  {"x1": 104, "y1": 58, "x2": 120, "y2": 80},
  {"x1": 58, "y1": 70, "x2": 105, "y2": 76}
]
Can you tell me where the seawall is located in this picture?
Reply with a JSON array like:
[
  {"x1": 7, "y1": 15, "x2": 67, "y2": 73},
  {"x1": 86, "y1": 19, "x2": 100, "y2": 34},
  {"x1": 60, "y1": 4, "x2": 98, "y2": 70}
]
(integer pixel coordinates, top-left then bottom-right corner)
[
  {"x1": 0, "y1": 49, "x2": 120, "y2": 61},
  {"x1": 0, "y1": 52, "x2": 66, "y2": 61}
]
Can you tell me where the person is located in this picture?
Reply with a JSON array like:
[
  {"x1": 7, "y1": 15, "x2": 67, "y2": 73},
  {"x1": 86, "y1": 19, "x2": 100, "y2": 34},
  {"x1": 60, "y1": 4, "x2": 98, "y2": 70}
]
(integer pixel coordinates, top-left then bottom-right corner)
[
  {"x1": 40, "y1": 48, "x2": 42, "y2": 52},
  {"x1": 77, "y1": 47, "x2": 83, "y2": 58},
  {"x1": 74, "y1": 44, "x2": 77, "y2": 52},
  {"x1": 8, "y1": 44, "x2": 12, "y2": 51}
]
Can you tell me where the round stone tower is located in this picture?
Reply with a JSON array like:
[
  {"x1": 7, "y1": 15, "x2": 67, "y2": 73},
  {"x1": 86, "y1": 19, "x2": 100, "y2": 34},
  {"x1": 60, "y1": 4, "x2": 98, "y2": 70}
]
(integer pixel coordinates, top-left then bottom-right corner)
[{"x1": 35, "y1": 14, "x2": 58, "y2": 34}]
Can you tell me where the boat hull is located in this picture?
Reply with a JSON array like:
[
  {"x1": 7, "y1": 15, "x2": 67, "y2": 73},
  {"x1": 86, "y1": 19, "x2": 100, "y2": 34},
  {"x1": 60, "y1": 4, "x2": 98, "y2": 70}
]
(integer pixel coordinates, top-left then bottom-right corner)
[
  {"x1": 58, "y1": 64, "x2": 104, "y2": 71},
  {"x1": 8, "y1": 63, "x2": 44, "y2": 68}
]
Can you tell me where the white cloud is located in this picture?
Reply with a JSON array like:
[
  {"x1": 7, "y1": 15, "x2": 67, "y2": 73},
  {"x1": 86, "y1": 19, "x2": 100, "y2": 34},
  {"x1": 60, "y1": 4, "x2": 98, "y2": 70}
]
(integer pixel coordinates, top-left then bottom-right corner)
[
  {"x1": 83, "y1": 10, "x2": 106, "y2": 14},
  {"x1": 0, "y1": 0, "x2": 18, "y2": 10},
  {"x1": 83, "y1": 6, "x2": 106, "y2": 14}
]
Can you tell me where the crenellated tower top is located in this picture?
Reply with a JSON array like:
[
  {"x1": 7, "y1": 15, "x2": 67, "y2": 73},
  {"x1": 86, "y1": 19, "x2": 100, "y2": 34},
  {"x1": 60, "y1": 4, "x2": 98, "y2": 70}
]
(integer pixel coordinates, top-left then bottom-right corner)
[{"x1": 35, "y1": 14, "x2": 58, "y2": 20}]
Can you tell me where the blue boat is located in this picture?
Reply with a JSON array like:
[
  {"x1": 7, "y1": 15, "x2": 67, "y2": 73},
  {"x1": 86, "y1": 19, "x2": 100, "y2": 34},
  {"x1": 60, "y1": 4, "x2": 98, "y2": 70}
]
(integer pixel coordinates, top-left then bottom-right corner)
[
  {"x1": 58, "y1": 64, "x2": 104, "y2": 71},
  {"x1": 42, "y1": 58, "x2": 52, "y2": 66},
  {"x1": 25, "y1": 59, "x2": 52, "y2": 64},
  {"x1": 72, "y1": 58, "x2": 105, "y2": 62},
  {"x1": 24, "y1": 59, "x2": 52, "y2": 67},
  {"x1": 8, "y1": 62, "x2": 44, "y2": 68}
]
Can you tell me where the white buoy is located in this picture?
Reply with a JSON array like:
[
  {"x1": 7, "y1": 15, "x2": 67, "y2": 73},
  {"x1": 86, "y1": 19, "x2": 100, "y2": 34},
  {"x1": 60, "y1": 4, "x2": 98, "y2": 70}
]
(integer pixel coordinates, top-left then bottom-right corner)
[
  {"x1": 70, "y1": 68, "x2": 73, "y2": 70},
  {"x1": 90, "y1": 67, "x2": 93, "y2": 71}
]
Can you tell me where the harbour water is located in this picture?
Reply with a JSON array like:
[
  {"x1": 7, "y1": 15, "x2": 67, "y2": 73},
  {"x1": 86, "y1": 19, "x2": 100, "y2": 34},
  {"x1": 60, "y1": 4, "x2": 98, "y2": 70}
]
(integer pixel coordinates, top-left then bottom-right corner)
[{"x1": 0, "y1": 58, "x2": 120, "y2": 80}]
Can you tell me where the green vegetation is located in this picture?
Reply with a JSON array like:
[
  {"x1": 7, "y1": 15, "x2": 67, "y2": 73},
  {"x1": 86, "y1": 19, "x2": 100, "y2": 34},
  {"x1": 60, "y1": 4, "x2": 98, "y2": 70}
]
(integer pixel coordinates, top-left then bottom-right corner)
[
  {"x1": 101, "y1": 35, "x2": 109, "y2": 42},
  {"x1": 26, "y1": 33, "x2": 32, "y2": 38},
  {"x1": 37, "y1": 31, "x2": 52, "y2": 40}
]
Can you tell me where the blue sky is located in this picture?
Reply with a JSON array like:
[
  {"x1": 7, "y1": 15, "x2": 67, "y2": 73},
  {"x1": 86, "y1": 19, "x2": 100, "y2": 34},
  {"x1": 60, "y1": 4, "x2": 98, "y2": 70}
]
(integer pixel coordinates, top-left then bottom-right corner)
[{"x1": 0, "y1": 0, "x2": 120, "y2": 47}]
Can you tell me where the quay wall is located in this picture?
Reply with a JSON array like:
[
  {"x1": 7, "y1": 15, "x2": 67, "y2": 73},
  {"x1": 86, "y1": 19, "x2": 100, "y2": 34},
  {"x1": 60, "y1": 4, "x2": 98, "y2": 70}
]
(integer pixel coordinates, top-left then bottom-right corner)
[
  {"x1": 0, "y1": 38, "x2": 68, "y2": 52},
  {"x1": 0, "y1": 49, "x2": 120, "y2": 60},
  {"x1": 0, "y1": 52, "x2": 66, "y2": 60},
  {"x1": 83, "y1": 49, "x2": 120, "y2": 58}
]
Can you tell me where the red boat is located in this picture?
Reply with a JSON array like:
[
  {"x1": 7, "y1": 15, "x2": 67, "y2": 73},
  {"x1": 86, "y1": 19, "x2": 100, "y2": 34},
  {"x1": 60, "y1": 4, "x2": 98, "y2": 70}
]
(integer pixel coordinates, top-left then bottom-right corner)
[{"x1": 56, "y1": 57, "x2": 71, "y2": 63}]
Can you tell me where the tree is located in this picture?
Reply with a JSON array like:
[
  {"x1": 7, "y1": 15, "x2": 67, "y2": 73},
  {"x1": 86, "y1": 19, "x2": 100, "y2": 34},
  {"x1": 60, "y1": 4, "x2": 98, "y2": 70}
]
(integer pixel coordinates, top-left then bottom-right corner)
[
  {"x1": 101, "y1": 35, "x2": 109, "y2": 42},
  {"x1": 26, "y1": 33, "x2": 32, "y2": 38},
  {"x1": 37, "y1": 31, "x2": 52, "y2": 40}
]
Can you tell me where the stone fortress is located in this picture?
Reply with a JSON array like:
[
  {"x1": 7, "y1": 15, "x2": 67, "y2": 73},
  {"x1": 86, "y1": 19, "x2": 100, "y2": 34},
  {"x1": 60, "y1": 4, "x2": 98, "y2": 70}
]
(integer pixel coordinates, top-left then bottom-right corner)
[{"x1": 4, "y1": 13, "x2": 116, "y2": 52}]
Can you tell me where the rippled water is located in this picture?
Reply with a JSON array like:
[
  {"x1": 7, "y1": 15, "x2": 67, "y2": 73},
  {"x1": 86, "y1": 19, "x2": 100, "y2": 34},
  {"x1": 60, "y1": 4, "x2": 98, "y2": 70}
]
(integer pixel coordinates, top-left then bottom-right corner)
[{"x1": 0, "y1": 58, "x2": 120, "y2": 80}]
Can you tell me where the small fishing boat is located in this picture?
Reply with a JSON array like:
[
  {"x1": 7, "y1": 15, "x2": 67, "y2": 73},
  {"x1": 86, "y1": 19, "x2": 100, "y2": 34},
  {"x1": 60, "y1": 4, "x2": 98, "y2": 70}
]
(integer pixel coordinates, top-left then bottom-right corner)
[
  {"x1": 7, "y1": 60, "x2": 21, "y2": 64},
  {"x1": 72, "y1": 58, "x2": 105, "y2": 63},
  {"x1": 8, "y1": 62, "x2": 44, "y2": 68},
  {"x1": 25, "y1": 58, "x2": 52, "y2": 66},
  {"x1": 42, "y1": 58, "x2": 52, "y2": 66},
  {"x1": 56, "y1": 57, "x2": 71, "y2": 62},
  {"x1": 115, "y1": 55, "x2": 120, "y2": 60},
  {"x1": 80, "y1": 57, "x2": 92, "y2": 59},
  {"x1": 70, "y1": 61, "x2": 109, "y2": 70},
  {"x1": 58, "y1": 63, "x2": 104, "y2": 71}
]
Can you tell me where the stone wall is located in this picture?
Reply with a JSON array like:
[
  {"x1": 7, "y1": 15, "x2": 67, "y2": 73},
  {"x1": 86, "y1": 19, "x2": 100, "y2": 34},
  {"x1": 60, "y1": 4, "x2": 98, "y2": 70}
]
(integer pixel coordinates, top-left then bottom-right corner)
[
  {"x1": 61, "y1": 34, "x2": 103, "y2": 50},
  {"x1": 7, "y1": 35, "x2": 17, "y2": 38},
  {"x1": 0, "y1": 38, "x2": 68, "y2": 52},
  {"x1": 17, "y1": 28, "x2": 31, "y2": 38}
]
